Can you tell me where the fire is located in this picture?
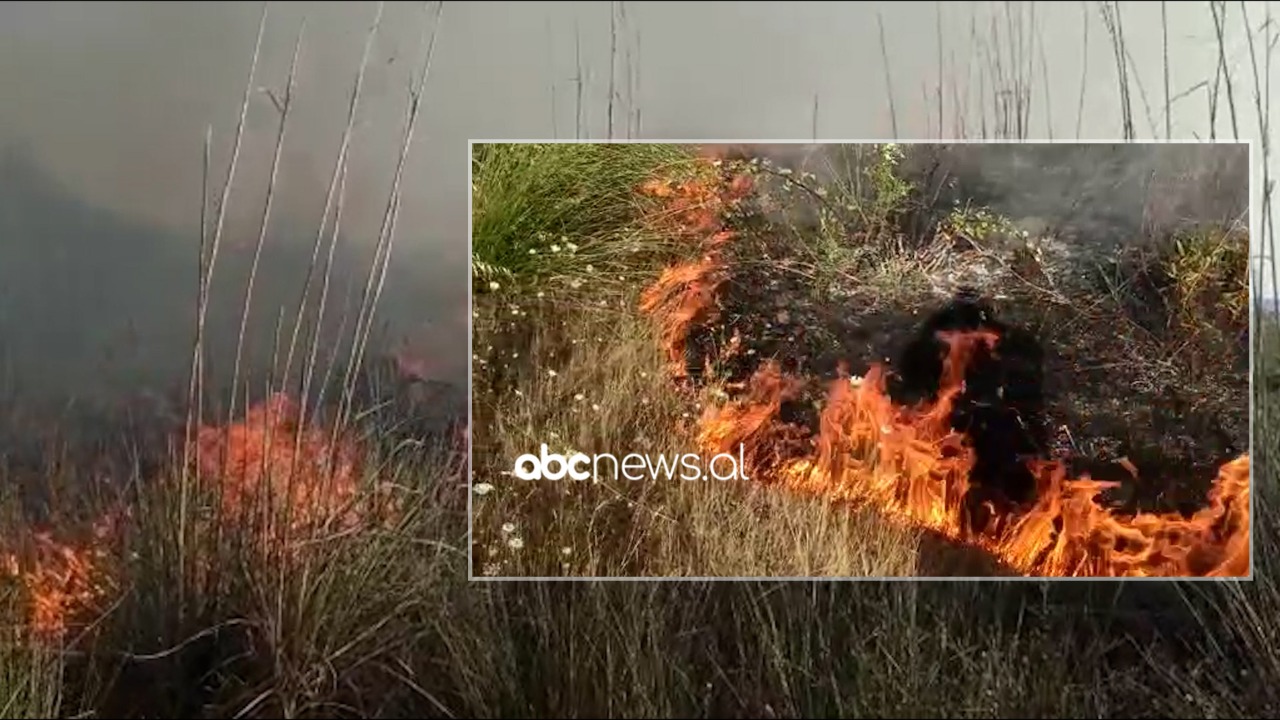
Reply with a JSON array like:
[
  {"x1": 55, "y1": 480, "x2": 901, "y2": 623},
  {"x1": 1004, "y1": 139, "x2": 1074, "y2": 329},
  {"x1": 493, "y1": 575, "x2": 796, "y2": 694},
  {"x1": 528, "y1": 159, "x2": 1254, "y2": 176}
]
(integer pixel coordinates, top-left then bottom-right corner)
[
  {"x1": 636, "y1": 149, "x2": 1251, "y2": 578},
  {"x1": 697, "y1": 362, "x2": 812, "y2": 473},
  {"x1": 637, "y1": 154, "x2": 753, "y2": 240},
  {"x1": 637, "y1": 154, "x2": 753, "y2": 376},
  {"x1": 697, "y1": 329, "x2": 1251, "y2": 578},
  {"x1": 192, "y1": 393, "x2": 397, "y2": 547},
  {"x1": 639, "y1": 257, "x2": 729, "y2": 378},
  {"x1": 1, "y1": 507, "x2": 125, "y2": 642},
  {"x1": 22, "y1": 536, "x2": 101, "y2": 639}
]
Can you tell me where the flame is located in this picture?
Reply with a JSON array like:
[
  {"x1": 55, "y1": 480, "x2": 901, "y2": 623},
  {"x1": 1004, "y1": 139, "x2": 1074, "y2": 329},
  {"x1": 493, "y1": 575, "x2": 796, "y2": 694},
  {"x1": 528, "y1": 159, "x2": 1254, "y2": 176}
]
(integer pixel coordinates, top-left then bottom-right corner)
[
  {"x1": 3, "y1": 535, "x2": 102, "y2": 641},
  {"x1": 637, "y1": 156, "x2": 753, "y2": 377},
  {"x1": 637, "y1": 157, "x2": 753, "y2": 240},
  {"x1": 635, "y1": 151, "x2": 1251, "y2": 578},
  {"x1": 639, "y1": 257, "x2": 729, "y2": 378},
  {"x1": 192, "y1": 393, "x2": 397, "y2": 550},
  {"x1": 697, "y1": 331, "x2": 1251, "y2": 578},
  {"x1": 1, "y1": 507, "x2": 125, "y2": 642}
]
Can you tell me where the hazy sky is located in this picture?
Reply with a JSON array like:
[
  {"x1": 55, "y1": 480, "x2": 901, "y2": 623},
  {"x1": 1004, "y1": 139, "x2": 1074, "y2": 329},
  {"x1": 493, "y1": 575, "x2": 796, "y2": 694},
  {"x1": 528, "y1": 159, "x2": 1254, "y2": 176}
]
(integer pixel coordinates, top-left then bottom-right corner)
[{"x1": 0, "y1": 1, "x2": 1272, "y2": 409}]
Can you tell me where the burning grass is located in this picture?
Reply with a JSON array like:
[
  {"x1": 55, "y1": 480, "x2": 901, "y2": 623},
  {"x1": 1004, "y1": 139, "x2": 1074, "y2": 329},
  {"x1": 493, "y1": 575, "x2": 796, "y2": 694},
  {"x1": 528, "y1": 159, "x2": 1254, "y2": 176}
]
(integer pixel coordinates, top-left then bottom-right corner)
[
  {"x1": 636, "y1": 159, "x2": 753, "y2": 377},
  {"x1": 700, "y1": 354, "x2": 1249, "y2": 578},
  {"x1": 0, "y1": 388, "x2": 469, "y2": 715},
  {"x1": 1, "y1": 530, "x2": 112, "y2": 643},
  {"x1": 0, "y1": 389, "x2": 428, "y2": 662},
  {"x1": 631, "y1": 143, "x2": 1251, "y2": 579},
  {"x1": 190, "y1": 392, "x2": 402, "y2": 547}
]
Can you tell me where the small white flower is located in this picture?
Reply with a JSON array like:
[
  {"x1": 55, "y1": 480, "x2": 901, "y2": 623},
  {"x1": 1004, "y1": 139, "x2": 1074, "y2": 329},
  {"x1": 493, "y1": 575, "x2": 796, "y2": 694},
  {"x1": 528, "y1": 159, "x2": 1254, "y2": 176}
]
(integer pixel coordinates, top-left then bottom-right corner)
[
  {"x1": 501, "y1": 522, "x2": 516, "y2": 534},
  {"x1": 561, "y1": 546, "x2": 573, "y2": 556},
  {"x1": 547, "y1": 369, "x2": 558, "y2": 378},
  {"x1": 508, "y1": 537, "x2": 525, "y2": 550},
  {"x1": 473, "y1": 483, "x2": 494, "y2": 496},
  {"x1": 591, "y1": 403, "x2": 601, "y2": 412},
  {"x1": 488, "y1": 281, "x2": 500, "y2": 291},
  {"x1": 575, "y1": 393, "x2": 586, "y2": 401},
  {"x1": 551, "y1": 244, "x2": 562, "y2": 253}
]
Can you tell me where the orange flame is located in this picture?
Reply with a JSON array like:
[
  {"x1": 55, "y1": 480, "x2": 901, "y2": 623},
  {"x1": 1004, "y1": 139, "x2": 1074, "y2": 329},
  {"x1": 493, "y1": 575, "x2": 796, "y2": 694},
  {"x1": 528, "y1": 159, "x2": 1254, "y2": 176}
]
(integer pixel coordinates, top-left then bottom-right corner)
[
  {"x1": 639, "y1": 257, "x2": 729, "y2": 377},
  {"x1": 698, "y1": 334, "x2": 1250, "y2": 578},
  {"x1": 192, "y1": 393, "x2": 397, "y2": 549},
  {"x1": 1, "y1": 507, "x2": 125, "y2": 642},
  {"x1": 635, "y1": 151, "x2": 1251, "y2": 578},
  {"x1": 637, "y1": 158, "x2": 753, "y2": 240},
  {"x1": 637, "y1": 156, "x2": 753, "y2": 377}
]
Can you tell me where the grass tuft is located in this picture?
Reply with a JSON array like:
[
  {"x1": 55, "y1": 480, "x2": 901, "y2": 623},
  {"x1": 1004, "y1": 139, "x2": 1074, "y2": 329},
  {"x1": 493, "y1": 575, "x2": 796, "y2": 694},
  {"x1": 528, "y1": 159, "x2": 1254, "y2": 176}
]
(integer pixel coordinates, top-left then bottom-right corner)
[{"x1": 471, "y1": 142, "x2": 698, "y2": 289}]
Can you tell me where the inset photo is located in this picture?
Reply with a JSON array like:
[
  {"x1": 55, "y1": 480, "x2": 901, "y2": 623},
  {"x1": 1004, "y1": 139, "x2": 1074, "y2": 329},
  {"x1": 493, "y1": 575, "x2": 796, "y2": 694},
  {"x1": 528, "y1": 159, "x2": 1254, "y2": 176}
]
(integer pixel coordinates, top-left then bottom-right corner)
[{"x1": 469, "y1": 141, "x2": 1251, "y2": 580}]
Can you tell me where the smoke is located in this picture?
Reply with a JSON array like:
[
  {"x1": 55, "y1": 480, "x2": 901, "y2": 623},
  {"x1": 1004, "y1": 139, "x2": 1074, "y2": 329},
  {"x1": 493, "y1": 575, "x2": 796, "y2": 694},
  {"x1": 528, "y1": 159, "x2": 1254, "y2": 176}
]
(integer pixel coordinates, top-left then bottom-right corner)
[
  {"x1": 0, "y1": 1, "x2": 1271, "y2": 413},
  {"x1": 902, "y1": 142, "x2": 1250, "y2": 251}
]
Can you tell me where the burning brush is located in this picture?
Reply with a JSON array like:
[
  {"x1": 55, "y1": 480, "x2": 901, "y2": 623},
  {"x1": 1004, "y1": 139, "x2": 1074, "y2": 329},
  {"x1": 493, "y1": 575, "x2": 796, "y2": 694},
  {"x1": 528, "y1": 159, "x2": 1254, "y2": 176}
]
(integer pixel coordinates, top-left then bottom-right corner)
[
  {"x1": 693, "y1": 287, "x2": 1250, "y2": 577},
  {"x1": 884, "y1": 287, "x2": 1049, "y2": 536},
  {"x1": 637, "y1": 153, "x2": 1248, "y2": 577}
]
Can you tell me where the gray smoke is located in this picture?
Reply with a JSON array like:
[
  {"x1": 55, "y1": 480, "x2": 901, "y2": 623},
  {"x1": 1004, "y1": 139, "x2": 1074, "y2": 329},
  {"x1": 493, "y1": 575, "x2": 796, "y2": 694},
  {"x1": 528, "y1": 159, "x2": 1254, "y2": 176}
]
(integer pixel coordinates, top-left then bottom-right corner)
[{"x1": 0, "y1": 1, "x2": 1271, "y2": 414}]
